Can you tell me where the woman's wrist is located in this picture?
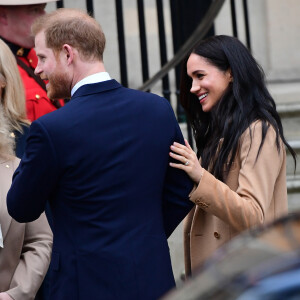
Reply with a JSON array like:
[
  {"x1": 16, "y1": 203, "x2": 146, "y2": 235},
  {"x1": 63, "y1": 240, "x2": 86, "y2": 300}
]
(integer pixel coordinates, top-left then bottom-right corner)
[{"x1": 194, "y1": 167, "x2": 204, "y2": 185}]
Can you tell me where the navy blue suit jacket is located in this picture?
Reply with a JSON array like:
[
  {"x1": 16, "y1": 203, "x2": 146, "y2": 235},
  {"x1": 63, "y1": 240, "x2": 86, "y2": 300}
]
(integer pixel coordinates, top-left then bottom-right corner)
[{"x1": 7, "y1": 80, "x2": 194, "y2": 300}]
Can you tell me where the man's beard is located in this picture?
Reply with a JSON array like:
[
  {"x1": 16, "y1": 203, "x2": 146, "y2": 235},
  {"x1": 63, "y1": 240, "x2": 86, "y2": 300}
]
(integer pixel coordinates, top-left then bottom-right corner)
[{"x1": 47, "y1": 70, "x2": 71, "y2": 100}]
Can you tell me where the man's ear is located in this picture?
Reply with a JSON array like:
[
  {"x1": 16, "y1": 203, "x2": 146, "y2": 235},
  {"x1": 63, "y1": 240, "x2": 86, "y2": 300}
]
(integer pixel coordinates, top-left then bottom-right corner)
[
  {"x1": 0, "y1": 8, "x2": 8, "y2": 25},
  {"x1": 62, "y1": 44, "x2": 74, "y2": 65}
]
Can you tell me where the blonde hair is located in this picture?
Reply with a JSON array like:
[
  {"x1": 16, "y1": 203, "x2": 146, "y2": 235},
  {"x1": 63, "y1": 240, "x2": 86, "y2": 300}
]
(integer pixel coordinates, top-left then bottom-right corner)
[
  {"x1": 0, "y1": 39, "x2": 30, "y2": 132},
  {"x1": 0, "y1": 105, "x2": 14, "y2": 156},
  {"x1": 32, "y1": 8, "x2": 106, "y2": 61}
]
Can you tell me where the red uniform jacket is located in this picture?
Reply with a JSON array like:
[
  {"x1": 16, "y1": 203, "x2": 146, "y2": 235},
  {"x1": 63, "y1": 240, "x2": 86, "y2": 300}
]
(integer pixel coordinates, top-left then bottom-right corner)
[{"x1": 17, "y1": 48, "x2": 64, "y2": 122}]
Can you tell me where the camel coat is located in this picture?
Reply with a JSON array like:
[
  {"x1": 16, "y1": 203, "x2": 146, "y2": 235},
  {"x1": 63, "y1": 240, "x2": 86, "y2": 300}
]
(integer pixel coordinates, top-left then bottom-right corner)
[
  {"x1": 184, "y1": 121, "x2": 288, "y2": 276},
  {"x1": 0, "y1": 156, "x2": 52, "y2": 300}
]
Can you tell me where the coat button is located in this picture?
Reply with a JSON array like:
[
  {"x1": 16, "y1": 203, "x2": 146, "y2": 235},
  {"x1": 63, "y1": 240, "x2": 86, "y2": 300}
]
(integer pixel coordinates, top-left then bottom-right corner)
[
  {"x1": 214, "y1": 232, "x2": 220, "y2": 239},
  {"x1": 35, "y1": 94, "x2": 40, "y2": 99}
]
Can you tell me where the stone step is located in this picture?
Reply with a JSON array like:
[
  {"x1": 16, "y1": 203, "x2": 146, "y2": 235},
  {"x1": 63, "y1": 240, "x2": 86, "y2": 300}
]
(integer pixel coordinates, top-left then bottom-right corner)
[
  {"x1": 286, "y1": 140, "x2": 300, "y2": 176},
  {"x1": 286, "y1": 140, "x2": 300, "y2": 210},
  {"x1": 277, "y1": 102, "x2": 300, "y2": 114},
  {"x1": 279, "y1": 104, "x2": 300, "y2": 140},
  {"x1": 268, "y1": 81, "x2": 300, "y2": 140},
  {"x1": 268, "y1": 81, "x2": 300, "y2": 105},
  {"x1": 287, "y1": 173, "x2": 300, "y2": 212},
  {"x1": 287, "y1": 174, "x2": 300, "y2": 190}
]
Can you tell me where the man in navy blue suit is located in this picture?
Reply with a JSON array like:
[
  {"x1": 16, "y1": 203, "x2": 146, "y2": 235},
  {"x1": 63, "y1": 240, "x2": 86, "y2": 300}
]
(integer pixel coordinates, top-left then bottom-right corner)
[{"x1": 7, "y1": 8, "x2": 194, "y2": 300}]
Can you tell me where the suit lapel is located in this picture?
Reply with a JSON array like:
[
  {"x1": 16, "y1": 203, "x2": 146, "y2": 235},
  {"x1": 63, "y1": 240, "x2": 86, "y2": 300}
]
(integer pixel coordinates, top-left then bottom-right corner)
[{"x1": 0, "y1": 158, "x2": 16, "y2": 240}]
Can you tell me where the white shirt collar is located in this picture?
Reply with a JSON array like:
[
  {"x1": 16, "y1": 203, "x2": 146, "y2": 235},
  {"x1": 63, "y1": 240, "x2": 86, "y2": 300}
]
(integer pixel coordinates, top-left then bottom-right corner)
[{"x1": 71, "y1": 72, "x2": 111, "y2": 96}]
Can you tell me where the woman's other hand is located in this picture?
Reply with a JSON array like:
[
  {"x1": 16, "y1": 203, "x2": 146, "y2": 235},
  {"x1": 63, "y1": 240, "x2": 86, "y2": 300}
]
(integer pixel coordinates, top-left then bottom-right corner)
[{"x1": 169, "y1": 139, "x2": 203, "y2": 184}]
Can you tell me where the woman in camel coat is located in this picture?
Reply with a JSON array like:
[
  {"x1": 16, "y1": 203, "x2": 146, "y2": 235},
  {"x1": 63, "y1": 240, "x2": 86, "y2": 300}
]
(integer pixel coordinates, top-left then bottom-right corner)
[
  {"x1": 0, "y1": 40, "x2": 52, "y2": 300},
  {"x1": 170, "y1": 35, "x2": 296, "y2": 276},
  {"x1": 0, "y1": 156, "x2": 52, "y2": 300}
]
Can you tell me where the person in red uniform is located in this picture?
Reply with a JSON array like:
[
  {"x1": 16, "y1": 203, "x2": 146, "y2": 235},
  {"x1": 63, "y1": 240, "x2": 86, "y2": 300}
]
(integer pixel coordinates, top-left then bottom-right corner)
[
  {"x1": 0, "y1": 0, "x2": 64, "y2": 122},
  {"x1": 0, "y1": 3, "x2": 60, "y2": 299}
]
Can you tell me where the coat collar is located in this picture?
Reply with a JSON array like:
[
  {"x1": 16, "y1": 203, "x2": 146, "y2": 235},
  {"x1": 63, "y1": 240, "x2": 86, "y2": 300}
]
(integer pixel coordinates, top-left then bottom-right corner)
[{"x1": 71, "y1": 79, "x2": 122, "y2": 100}]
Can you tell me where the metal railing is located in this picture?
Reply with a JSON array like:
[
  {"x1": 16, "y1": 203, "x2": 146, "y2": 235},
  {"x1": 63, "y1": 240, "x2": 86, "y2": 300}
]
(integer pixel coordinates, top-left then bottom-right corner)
[{"x1": 138, "y1": 0, "x2": 226, "y2": 92}]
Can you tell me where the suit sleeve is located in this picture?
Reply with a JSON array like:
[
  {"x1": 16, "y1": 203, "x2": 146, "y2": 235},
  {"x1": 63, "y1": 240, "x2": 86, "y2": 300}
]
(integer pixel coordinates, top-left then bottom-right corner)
[
  {"x1": 162, "y1": 105, "x2": 194, "y2": 238},
  {"x1": 189, "y1": 122, "x2": 285, "y2": 231},
  {"x1": 7, "y1": 120, "x2": 59, "y2": 222},
  {"x1": 6, "y1": 214, "x2": 53, "y2": 300}
]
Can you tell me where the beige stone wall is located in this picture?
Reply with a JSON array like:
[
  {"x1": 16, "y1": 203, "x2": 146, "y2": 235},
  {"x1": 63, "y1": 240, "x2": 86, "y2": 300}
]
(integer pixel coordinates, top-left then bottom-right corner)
[{"x1": 215, "y1": 0, "x2": 300, "y2": 82}]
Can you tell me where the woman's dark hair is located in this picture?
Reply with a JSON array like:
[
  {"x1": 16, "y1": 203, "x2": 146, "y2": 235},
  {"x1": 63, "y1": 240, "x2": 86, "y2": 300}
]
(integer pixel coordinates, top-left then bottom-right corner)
[{"x1": 180, "y1": 35, "x2": 296, "y2": 181}]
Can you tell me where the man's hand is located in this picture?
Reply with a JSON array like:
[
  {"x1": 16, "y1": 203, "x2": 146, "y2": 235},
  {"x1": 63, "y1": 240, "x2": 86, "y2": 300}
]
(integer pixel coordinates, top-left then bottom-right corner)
[{"x1": 0, "y1": 292, "x2": 13, "y2": 300}]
